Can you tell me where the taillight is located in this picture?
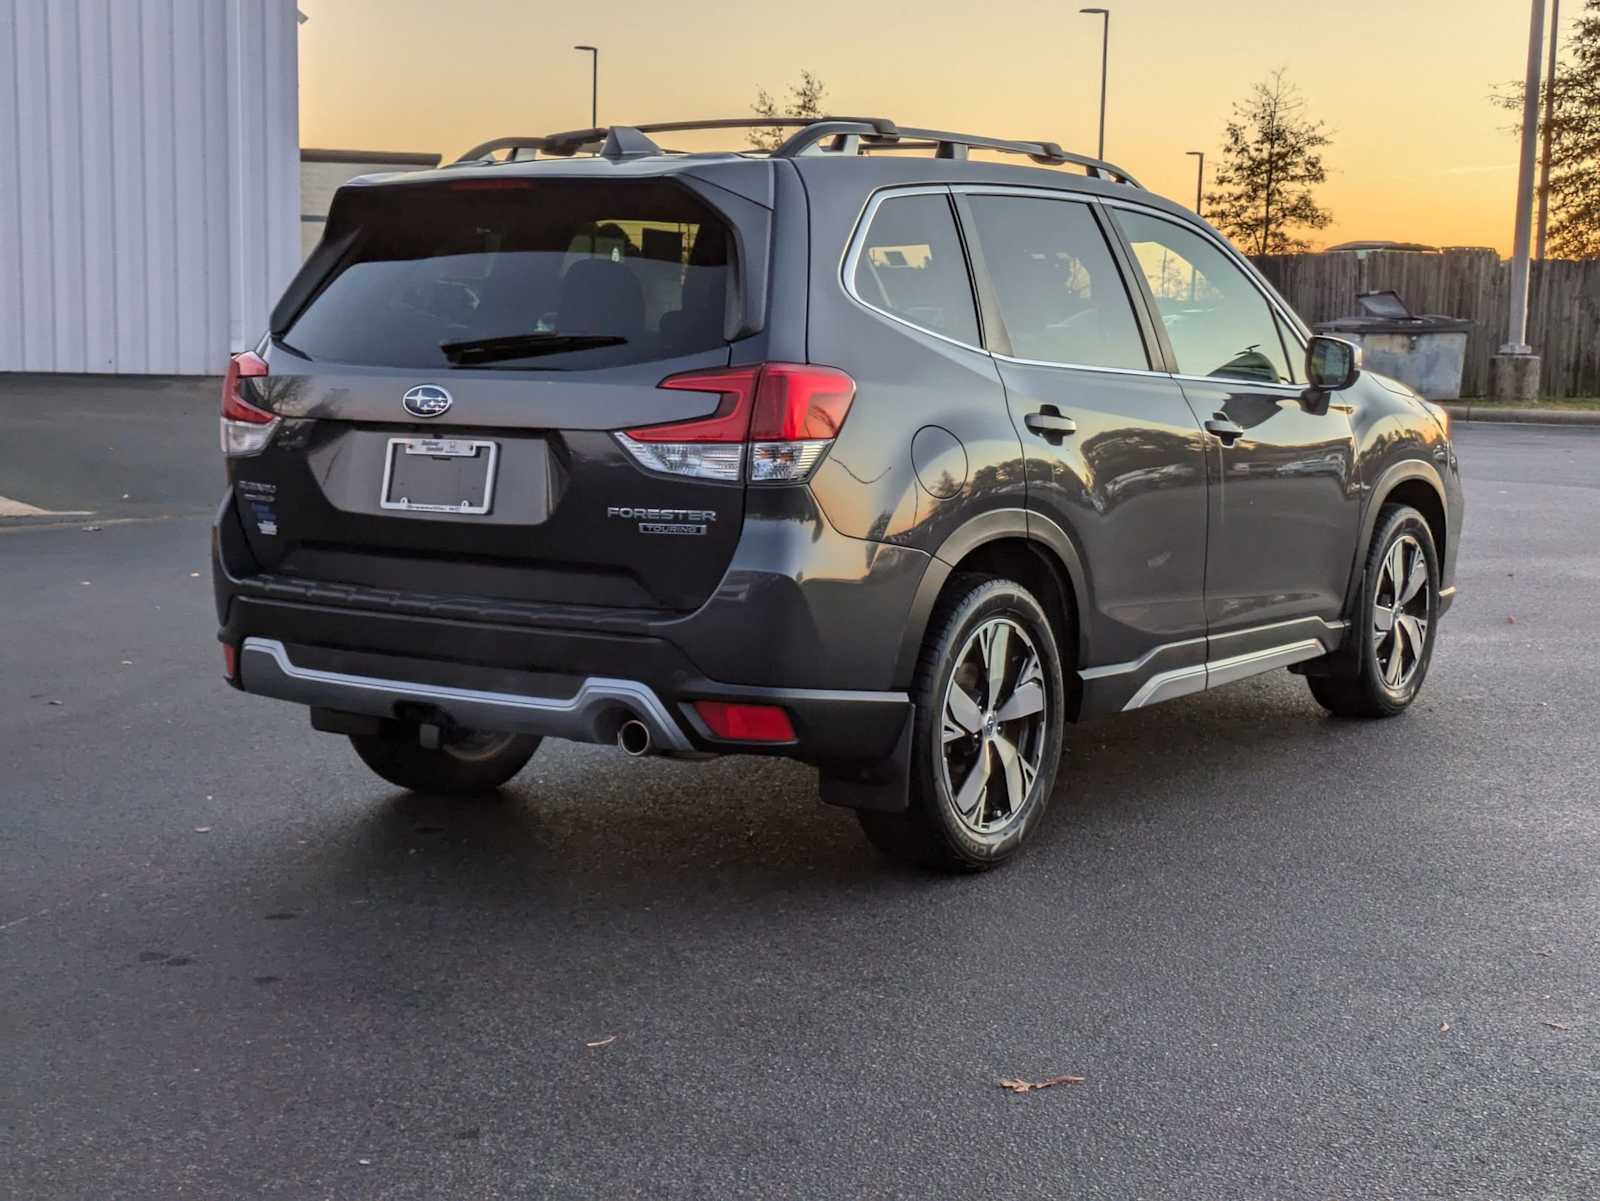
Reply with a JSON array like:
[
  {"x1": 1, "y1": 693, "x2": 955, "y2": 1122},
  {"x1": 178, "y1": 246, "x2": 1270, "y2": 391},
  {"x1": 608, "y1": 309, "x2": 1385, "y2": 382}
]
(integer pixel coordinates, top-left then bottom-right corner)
[
  {"x1": 692, "y1": 700, "x2": 796, "y2": 743},
  {"x1": 220, "y1": 351, "x2": 278, "y2": 457},
  {"x1": 615, "y1": 363, "x2": 856, "y2": 483},
  {"x1": 748, "y1": 364, "x2": 855, "y2": 483}
]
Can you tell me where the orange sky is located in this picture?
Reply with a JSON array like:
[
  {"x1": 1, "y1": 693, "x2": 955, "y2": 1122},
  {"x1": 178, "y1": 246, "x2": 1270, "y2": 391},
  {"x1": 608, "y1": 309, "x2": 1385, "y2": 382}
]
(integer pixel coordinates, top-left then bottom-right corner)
[{"x1": 299, "y1": 0, "x2": 1549, "y2": 255}]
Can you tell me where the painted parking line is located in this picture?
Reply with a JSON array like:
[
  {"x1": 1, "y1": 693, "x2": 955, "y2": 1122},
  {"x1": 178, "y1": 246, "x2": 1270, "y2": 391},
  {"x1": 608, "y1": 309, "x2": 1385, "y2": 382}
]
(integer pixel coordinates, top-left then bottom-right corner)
[{"x1": 0, "y1": 495, "x2": 92, "y2": 518}]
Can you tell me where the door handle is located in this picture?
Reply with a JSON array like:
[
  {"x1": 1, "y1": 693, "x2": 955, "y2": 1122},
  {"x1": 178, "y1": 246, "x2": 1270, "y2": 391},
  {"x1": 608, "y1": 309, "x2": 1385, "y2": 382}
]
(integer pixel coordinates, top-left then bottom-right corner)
[
  {"x1": 1204, "y1": 413, "x2": 1245, "y2": 445},
  {"x1": 1025, "y1": 409, "x2": 1078, "y2": 438}
]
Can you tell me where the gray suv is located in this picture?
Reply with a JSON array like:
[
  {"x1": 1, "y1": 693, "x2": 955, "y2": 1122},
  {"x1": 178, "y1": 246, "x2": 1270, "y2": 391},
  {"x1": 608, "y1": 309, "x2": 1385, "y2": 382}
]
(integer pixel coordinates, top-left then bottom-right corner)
[{"x1": 212, "y1": 117, "x2": 1463, "y2": 870}]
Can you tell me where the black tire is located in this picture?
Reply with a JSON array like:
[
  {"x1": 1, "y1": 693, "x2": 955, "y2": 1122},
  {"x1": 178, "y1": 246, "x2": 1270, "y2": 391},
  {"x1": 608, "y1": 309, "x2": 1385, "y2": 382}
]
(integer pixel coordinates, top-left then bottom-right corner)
[
  {"x1": 858, "y1": 574, "x2": 1067, "y2": 871},
  {"x1": 350, "y1": 727, "x2": 541, "y2": 794},
  {"x1": 1307, "y1": 503, "x2": 1440, "y2": 719}
]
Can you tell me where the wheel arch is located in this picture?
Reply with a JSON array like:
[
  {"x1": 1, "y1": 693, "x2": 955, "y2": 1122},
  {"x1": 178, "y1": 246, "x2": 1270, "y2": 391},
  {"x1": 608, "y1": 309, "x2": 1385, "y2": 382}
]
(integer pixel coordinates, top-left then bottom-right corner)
[
  {"x1": 1347, "y1": 459, "x2": 1449, "y2": 619},
  {"x1": 893, "y1": 508, "x2": 1089, "y2": 702}
]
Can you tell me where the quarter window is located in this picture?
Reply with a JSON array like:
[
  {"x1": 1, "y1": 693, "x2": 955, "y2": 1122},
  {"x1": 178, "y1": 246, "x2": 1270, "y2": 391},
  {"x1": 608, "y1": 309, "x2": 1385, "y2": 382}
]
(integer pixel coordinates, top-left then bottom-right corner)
[
  {"x1": 1113, "y1": 210, "x2": 1294, "y2": 385},
  {"x1": 851, "y1": 193, "x2": 980, "y2": 345},
  {"x1": 962, "y1": 195, "x2": 1148, "y2": 370}
]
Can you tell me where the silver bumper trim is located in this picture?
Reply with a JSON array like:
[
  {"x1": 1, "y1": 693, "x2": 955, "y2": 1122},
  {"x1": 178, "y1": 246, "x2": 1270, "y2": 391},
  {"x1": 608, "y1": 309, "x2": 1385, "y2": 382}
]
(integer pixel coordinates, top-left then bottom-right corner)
[{"x1": 237, "y1": 637, "x2": 693, "y2": 751}]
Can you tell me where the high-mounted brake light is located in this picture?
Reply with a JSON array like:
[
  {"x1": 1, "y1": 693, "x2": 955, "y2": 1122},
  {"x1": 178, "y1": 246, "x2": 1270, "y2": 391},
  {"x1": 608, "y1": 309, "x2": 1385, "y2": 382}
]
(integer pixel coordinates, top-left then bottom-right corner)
[
  {"x1": 616, "y1": 363, "x2": 856, "y2": 483},
  {"x1": 220, "y1": 351, "x2": 279, "y2": 457},
  {"x1": 448, "y1": 179, "x2": 533, "y2": 191}
]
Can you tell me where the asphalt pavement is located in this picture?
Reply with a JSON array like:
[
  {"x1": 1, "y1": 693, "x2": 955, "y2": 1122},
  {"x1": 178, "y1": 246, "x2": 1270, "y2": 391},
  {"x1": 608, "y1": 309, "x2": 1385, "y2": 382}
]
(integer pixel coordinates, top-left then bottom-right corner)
[{"x1": 2, "y1": 393, "x2": 1597, "y2": 1199}]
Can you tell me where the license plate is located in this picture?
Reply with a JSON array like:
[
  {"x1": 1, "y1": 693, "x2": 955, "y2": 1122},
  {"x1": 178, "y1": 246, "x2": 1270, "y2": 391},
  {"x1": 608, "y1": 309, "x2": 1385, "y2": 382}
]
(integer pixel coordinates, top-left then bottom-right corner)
[{"x1": 380, "y1": 437, "x2": 499, "y2": 515}]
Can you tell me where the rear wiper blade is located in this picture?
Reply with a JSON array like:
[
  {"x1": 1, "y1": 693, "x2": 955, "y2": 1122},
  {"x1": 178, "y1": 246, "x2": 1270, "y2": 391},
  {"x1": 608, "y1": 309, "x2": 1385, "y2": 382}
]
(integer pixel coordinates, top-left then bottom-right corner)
[{"x1": 439, "y1": 332, "x2": 627, "y2": 365}]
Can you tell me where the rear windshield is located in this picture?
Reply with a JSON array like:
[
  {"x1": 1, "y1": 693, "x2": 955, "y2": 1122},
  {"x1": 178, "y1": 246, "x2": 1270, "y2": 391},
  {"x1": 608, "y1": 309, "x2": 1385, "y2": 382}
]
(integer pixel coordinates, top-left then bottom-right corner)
[{"x1": 283, "y1": 179, "x2": 732, "y2": 370}]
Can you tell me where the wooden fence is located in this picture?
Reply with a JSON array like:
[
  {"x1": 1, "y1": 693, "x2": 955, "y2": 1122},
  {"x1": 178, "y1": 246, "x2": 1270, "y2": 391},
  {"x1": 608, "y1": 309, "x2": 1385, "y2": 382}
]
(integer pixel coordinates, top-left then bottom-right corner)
[{"x1": 1250, "y1": 250, "x2": 1600, "y2": 399}]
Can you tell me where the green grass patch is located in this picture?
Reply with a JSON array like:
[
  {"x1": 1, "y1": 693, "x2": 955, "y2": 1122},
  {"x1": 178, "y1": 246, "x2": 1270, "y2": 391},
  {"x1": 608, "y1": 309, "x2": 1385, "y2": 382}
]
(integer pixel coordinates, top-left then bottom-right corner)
[{"x1": 1455, "y1": 396, "x2": 1600, "y2": 411}]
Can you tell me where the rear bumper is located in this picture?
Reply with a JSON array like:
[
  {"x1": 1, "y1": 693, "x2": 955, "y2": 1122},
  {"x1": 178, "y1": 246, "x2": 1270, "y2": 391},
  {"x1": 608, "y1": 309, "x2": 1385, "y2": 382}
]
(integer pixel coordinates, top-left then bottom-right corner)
[
  {"x1": 212, "y1": 483, "x2": 920, "y2": 776},
  {"x1": 239, "y1": 636, "x2": 697, "y2": 751},
  {"x1": 230, "y1": 631, "x2": 910, "y2": 763}
]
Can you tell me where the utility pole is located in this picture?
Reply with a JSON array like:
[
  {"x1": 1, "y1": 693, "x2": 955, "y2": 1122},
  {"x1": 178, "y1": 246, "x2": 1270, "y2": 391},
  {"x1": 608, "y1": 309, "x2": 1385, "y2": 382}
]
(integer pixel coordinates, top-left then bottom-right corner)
[
  {"x1": 574, "y1": 45, "x2": 599, "y2": 129},
  {"x1": 1080, "y1": 8, "x2": 1109, "y2": 159},
  {"x1": 1537, "y1": 0, "x2": 1560, "y2": 260},
  {"x1": 1491, "y1": 0, "x2": 1547, "y2": 401},
  {"x1": 1186, "y1": 150, "x2": 1204, "y2": 216}
]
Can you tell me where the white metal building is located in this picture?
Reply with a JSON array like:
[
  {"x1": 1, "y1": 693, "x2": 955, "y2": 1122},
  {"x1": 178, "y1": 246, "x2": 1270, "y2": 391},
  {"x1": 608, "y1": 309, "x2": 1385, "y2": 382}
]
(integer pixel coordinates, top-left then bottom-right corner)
[{"x1": 0, "y1": 0, "x2": 301, "y2": 375}]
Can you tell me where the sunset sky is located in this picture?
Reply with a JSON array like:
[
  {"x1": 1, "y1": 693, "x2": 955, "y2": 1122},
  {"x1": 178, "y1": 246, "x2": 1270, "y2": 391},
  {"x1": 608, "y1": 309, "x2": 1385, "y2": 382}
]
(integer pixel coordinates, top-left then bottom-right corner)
[{"x1": 299, "y1": 0, "x2": 1549, "y2": 255}]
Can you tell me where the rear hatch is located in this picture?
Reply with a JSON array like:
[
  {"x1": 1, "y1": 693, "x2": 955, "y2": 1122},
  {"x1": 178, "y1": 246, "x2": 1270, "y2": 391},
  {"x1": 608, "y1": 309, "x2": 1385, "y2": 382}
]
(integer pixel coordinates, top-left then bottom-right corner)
[{"x1": 230, "y1": 172, "x2": 764, "y2": 612}]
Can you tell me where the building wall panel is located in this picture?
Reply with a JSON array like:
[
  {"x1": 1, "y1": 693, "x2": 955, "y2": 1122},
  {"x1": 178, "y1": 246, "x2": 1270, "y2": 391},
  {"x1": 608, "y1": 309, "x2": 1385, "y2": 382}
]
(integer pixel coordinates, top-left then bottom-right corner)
[{"x1": 0, "y1": 0, "x2": 299, "y2": 375}]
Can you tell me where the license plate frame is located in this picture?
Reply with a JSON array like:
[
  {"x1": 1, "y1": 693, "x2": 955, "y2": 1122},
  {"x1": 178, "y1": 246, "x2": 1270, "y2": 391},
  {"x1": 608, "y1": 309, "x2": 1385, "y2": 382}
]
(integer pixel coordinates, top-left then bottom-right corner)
[{"x1": 379, "y1": 437, "x2": 500, "y2": 515}]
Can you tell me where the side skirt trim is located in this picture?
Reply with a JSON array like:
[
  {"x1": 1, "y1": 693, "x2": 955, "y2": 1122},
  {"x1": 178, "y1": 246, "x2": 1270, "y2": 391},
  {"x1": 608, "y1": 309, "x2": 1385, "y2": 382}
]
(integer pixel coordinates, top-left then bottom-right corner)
[{"x1": 1125, "y1": 638, "x2": 1328, "y2": 711}]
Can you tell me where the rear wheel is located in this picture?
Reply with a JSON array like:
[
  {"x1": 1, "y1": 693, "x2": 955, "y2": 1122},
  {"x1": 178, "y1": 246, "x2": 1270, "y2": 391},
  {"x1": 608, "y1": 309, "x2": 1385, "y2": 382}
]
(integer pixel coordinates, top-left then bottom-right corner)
[
  {"x1": 350, "y1": 726, "x2": 541, "y2": 794},
  {"x1": 858, "y1": 575, "x2": 1066, "y2": 871},
  {"x1": 1307, "y1": 503, "x2": 1439, "y2": 719}
]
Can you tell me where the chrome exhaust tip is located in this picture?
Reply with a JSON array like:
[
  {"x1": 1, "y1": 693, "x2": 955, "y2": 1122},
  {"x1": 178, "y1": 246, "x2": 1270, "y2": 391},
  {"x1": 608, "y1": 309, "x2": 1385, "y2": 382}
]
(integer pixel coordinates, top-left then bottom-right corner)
[{"x1": 617, "y1": 719, "x2": 652, "y2": 757}]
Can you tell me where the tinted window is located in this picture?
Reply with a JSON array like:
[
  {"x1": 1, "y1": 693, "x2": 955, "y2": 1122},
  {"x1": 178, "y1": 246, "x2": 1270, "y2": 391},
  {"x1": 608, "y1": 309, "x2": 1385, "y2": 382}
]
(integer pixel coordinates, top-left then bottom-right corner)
[
  {"x1": 964, "y1": 196, "x2": 1148, "y2": 369},
  {"x1": 1113, "y1": 210, "x2": 1293, "y2": 385},
  {"x1": 852, "y1": 193, "x2": 980, "y2": 344},
  {"x1": 285, "y1": 180, "x2": 731, "y2": 369}
]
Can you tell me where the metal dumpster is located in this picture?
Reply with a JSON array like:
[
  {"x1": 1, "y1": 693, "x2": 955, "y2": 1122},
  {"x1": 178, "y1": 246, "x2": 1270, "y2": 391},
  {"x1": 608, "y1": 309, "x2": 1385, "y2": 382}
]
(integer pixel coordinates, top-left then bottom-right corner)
[{"x1": 1315, "y1": 291, "x2": 1471, "y2": 401}]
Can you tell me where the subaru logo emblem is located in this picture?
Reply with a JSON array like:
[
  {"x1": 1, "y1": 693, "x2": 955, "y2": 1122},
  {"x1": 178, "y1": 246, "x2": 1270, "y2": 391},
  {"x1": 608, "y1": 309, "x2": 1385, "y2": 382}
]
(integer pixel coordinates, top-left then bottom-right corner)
[{"x1": 403, "y1": 384, "x2": 452, "y2": 419}]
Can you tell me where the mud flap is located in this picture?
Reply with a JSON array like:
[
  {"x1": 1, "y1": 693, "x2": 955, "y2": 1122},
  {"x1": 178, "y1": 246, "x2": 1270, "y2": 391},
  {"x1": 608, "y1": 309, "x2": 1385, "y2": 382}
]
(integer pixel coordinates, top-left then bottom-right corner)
[{"x1": 816, "y1": 708, "x2": 913, "y2": 813}]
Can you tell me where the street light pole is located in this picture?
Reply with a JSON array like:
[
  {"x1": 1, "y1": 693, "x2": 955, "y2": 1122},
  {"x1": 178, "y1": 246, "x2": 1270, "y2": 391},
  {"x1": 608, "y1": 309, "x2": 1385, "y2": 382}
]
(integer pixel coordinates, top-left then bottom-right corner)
[
  {"x1": 1080, "y1": 8, "x2": 1109, "y2": 159},
  {"x1": 1186, "y1": 150, "x2": 1204, "y2": 216},
  {"x1": 574, "y1": 45, "x2": 598, "y2": 129},
  {"x1": 1505, "y1": 0, "x2": 1546, "y2": 354},
  {"x1": 1537, "y1": 0, "x2": 1560, "y2": 260},
  {"x1": 1490, "y1": 0, "x2": 1547, "y2": 401}
]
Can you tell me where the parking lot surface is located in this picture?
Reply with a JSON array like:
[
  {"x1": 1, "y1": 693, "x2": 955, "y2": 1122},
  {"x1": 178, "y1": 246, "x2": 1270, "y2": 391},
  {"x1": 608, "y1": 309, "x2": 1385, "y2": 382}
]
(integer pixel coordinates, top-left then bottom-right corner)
[{"x1": 2, "y1": 413, "x2": 1597, "y2": 1199}]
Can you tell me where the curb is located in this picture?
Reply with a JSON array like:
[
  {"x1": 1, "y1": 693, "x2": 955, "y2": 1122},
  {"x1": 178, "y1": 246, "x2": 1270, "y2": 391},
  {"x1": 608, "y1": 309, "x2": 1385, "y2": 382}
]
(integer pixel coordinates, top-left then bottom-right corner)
[{"x1": 1441, "y1": 403, "x2": 1600, "y2": 426}]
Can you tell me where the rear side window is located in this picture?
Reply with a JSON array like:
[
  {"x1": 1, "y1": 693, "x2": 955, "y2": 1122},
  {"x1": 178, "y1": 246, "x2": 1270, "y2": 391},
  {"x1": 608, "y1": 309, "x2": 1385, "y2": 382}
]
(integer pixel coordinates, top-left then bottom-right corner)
[
  {"x1": 283, "y1": 180, "x2": 732, "y2": 370},
  {"x1": 963, "y1": 195, "x2": 1148, "y2": 370},
  {"x1": 850, "y1": 193, "x2": 980, "y2": 345}
]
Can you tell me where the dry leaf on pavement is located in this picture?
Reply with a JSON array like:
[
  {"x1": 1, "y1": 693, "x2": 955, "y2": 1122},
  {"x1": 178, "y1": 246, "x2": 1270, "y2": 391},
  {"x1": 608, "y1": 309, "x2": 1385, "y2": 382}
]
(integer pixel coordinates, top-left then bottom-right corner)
[{"x1": 998, "y1": 1075, "x2": 1085, "y2": 1094}]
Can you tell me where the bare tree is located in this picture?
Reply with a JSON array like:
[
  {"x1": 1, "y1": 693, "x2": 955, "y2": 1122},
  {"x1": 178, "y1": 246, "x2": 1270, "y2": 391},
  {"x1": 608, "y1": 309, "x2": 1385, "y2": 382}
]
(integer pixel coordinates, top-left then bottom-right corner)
[
  {"x1": 751, "y1": 70, "x2": 827, "y2": 152},
  {"x1": 1205, "y1": 70, "x2": 1334, "y2": 255}
]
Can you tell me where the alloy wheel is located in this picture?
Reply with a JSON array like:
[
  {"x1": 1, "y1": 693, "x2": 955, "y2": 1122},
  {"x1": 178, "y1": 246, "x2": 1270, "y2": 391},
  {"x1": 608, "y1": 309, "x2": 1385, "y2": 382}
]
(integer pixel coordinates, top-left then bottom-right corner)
[
  {"x1": 1373, "y1": 534, "x2": 1431, "y2": 690},
  {"x1": 940, "y1": 617, "x2": 1049, "y2": 835}
]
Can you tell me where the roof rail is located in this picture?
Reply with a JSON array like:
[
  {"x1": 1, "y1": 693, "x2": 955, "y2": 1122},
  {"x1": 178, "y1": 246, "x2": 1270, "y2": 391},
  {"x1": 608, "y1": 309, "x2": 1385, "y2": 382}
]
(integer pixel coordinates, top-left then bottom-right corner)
[
  {"x1": 770, "y1": 120, "x2": 1142, "y2": 186},
  {"x1": 452, "y1": 117, "x2": 1143, "y2": 187},
  {"x1": 453, "y1": 117, "x2": 904, "y2": 164}
]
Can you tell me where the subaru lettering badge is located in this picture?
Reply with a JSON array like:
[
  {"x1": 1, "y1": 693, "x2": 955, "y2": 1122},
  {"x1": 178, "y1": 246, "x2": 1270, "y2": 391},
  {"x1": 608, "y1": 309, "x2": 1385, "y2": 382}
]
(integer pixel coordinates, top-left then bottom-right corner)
[{"x1": 402, "y1": 384, "x2": 453, "y2": 419}]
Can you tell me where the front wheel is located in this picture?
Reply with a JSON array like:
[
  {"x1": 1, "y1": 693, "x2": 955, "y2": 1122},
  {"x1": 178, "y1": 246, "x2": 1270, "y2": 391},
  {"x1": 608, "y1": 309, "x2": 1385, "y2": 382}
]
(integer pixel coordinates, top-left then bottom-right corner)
[
  {"x1": 858, "y1": 574, "x2": 1066, "y2": 872},
  {"x1": 350, "y1": 726, "x2": 541, "y2": 794},
  {"x1": 1307, "y1": 503, "x2": 1440, "y2": 719}
]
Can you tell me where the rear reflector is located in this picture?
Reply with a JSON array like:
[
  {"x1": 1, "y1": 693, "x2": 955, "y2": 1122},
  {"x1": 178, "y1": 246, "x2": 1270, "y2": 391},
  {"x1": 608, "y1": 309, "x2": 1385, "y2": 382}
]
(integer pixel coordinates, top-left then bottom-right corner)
[
  {"x1": 221, "y1": 642, "x2": 238, "y2": 681},
  {"x1": 220, "y1": 351, "x2": 279, "y2": 457},
  {"x1": 693, "y1": 701, "x2": 796, "y2": 743},
  {"x1": 616, "y1": 363, "x2": 856, "y2": 483}
]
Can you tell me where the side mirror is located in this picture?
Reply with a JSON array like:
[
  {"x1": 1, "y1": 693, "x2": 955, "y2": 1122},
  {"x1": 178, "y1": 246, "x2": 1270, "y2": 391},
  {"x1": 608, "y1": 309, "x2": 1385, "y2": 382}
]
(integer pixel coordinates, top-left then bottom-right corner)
[{"x1": 1306, "y1": 335, "x2": 1362, "y2": 391}]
